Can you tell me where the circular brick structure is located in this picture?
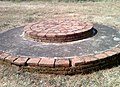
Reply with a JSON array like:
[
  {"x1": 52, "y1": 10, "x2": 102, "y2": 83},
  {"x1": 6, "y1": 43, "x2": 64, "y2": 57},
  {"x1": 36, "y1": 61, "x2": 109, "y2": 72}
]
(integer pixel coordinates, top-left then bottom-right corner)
[
  {"x1": 24, "y1": 19, "x2": 93, "y2": 43},
  {"x1": 0, "y1": 19, "x2": 120, "y2": 75}
]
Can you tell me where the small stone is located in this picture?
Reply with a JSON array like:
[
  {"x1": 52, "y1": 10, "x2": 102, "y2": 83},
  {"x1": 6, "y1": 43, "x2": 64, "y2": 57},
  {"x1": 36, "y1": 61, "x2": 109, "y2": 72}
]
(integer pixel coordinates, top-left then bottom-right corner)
[{"x1": 113, "y1": 37, "x2": 120, "y2": 41}]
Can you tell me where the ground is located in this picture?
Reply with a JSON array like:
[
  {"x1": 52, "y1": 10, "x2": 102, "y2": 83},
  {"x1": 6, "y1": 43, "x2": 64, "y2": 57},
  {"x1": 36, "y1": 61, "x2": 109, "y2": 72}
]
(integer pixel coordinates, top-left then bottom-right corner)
[{"x1": 0, "y1": 1, "x2": 120, "y2": 87}]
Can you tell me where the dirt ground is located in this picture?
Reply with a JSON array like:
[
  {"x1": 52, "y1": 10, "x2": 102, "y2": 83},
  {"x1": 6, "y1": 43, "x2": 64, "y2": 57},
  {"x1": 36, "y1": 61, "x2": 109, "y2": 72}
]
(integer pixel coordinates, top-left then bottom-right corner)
[{"x1": 0, "y1": 1, "x2": 120, "y2": 87}]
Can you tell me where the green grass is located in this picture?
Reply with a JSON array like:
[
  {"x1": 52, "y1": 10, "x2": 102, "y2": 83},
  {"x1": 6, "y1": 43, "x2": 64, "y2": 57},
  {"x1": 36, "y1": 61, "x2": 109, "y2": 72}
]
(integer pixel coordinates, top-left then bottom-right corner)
[{"x1": 0, "y1": 1, "x2": 120, "y2": 87}]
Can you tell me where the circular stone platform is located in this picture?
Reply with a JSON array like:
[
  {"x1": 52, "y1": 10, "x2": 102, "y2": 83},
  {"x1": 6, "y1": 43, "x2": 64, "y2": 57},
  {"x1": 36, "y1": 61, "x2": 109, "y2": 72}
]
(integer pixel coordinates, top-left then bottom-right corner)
[
  {"x1": 0, "y1": 21, "x2": 120, "y2": 75},
  {"x1": 24, "y1": 19, "x2": 93, "y2": 43}
]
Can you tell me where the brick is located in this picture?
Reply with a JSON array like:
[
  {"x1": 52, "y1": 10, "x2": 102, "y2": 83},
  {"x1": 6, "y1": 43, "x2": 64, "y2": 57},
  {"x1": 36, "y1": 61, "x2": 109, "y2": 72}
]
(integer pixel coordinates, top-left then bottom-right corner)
[
  {"x1": 60, "y1": 30, "x2": 67, "y2": 33},
  {"x1": 26, "y1": 30, "x2": 32, "y2": 33},
  {"x1": 30, "y1": 32, "x2": 38, "y2": 37},
  {"x1": 24, "y1": 19, "x2": 93, "y2": 43},
  {"x1": 72, "y1": 57, "x2": 85, "y2": 66},
  {"x1": 0, "y1": 52, "x2": 9, "y2": 60},
  {"x1": 105, "y1": 50, "x2": 117, "y2": 56},
  {"x1": 74, "y1": 30, "x2": 81, "y2": 34},
  {"x1": 35, "y1": 29, "x2": 42, "y2": 32},
  {"x1": 57, "y1": 32, "x2": 66, "y2": 36},
  {"x1": 13, "y1": 56, "x2": 29, "y2": 66},
  {"x1": 94, "y1": 53, "x2": 107, "y2": 60},
  {"x1": 66, "y1": 31, "x2": 74, "y2": 35},
  {"x1": 112, "y1": 48, "x2": 120, "y2": 53},
  {"x1": 84, "y1": 55, "x2": 97, "y2": 63},
  {"x1": 46, "y1": 32, "x2": 56, "y2": 37},
  {"x1": 27, "y1": 58, "x2": 41, "y2": 66},
  {"x1": 31, "y1": 25, "x2": 37, "y2": 29},
  {"x1": 5, "y1": 55, "x2": 18, "y2": 63},
  {"x1": 54, "y1": 30, "x2": 60, "y2": 33},
  {"x1": 39, "y1": 58, "x2": 54, "y2": 67},
  {"x1": 55, "y1": 59, "x2": 70, "y2": 67},
  {"x1": 24, "y1": 19, "x2": 93, "y2": 42},
  {"x1": 32, "y1": 28, "x2": 40, "y2": 31},
  {"x1": 37, "y1": 32, "x2": 46, "y2": 37}
]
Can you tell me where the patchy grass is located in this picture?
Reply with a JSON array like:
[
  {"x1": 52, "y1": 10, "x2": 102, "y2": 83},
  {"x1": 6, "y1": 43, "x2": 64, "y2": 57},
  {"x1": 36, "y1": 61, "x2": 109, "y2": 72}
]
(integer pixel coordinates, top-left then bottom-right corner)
[
  {"x1": 1, "y1": 61, "x2": 120, "y2": 87},
  {"x1": 0, "y1": 1, "x2": 120, "y2": 31},
  {"x1": 0, "y1": 1, "x2": 120, "y2": 87}
]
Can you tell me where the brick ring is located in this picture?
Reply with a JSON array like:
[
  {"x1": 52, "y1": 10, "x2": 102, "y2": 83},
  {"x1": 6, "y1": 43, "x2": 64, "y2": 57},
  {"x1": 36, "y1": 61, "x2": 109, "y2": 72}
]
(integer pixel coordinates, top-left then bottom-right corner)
[
  {"x1": 0, "y1": 18, "x2": 120, "y2": 75},
  {"x1": 24, "y1": 19, "x2": 93, "y2": 43}
]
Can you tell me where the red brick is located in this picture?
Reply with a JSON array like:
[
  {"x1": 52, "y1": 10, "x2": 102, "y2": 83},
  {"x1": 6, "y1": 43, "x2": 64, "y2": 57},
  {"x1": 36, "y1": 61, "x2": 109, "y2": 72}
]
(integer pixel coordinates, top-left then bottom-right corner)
[
  {"x1": 46, "y1": 32, "x2": 56, "y2": 37},
  {"x1": 57, "y1": 33, "x2": 66, "y2": 36},
  {"x1": 32, "y1": 28, "x2": 40, "y2": 31},
  {"x1": 24, "y1": 19, "x2": 93, "y2": 43},
  {"x1": 30, "y1": 32, "x2": 38, "y2": 37},
  {"x1": 39, "y1": 58, "x2": 54, "y2": 67},
  {"x1": 74, "y1": 30, "x2": 81, "y2": 34},
  {"x1": 26, "y1": 30, "x2": 32, "y2": 35},
  {"x1": 35, "y1": 29, "x2": 42, "y2": 32},
  {"x1": 27, "y1": 58, "x2": 41, "y2": 66},
  {"x1": 13, "y1": 56, "x2": 29, "y2": 66},
  {"x1": 105, "y1": 50, "x2": 117, "y2": 56},
  {"x1": 84, "y1": 55, "x2": 97, "y2": 63},
  {"x1": 55, "y1": 59, "x2": 70, "y2": 67},
  {"x1": 0, "y1": 52, "x2": 9, "y2": 60},
  {"x1": 94, "y1": 53, "x2": 107, "y2": 59},
  {"x1": 112, "y1": 48, "x2": 120, "y2": 53},
  {"x1": 37, "y1": 32, "x2": 46, "y2": 37},
  {"x1": 24, "y1": 25, "x2": 31, "y2": 30},
  {"x1": 5, "y1": 55, "x2": 18, "y2": 63},
  {"x1": 54, "y1": 30, "x2": 60, "y2": 33},
  {"x1": 31, "y1": 25, "x2": 37, "y2": 29},
  {"x1": 60, "y1": 30, "x2": 67, "y2": 34},
  {"x1": 72, "y1": 57, "x2": 85, "y2": 66},
  {"x1": 66, "y1": 31, "x2": 74, "y2": 35}
]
